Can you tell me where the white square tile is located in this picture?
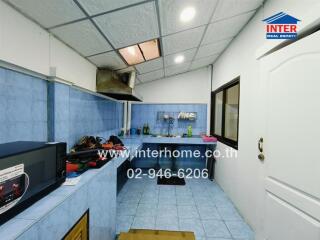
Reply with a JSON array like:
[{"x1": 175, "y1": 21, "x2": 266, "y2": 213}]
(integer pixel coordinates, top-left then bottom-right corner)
[
  {"x1": 78, "y1": 0, "x2": 145, "y2": 15},
  {"x1": 211, "y1": 0, "x2": 263, "y2": 22},
  {"x1": 135, "y1": 58, "x2": 163, "y2": 74},
  {"x1": 196, "y1": 39, "x2": 232, "y2": 59},
  {"x1": 164, "y1": 48, "x2": 197, "y2": 67},
  {"x1": 190, "y1": 55, "x2": 218, "y2": 70},
  {"x1": 159, "y1": 0, "x2": 218, "y2": 35},
  {"x1": 202, "y1": 12, "x2": 255, "y2": 45},
  {"x1": 94, "y1": 2, "x2": 159, "y2": 48},
  {"x1": 138, "y1": 69, "x2": 164, "y2": 83},
  {"x1": 165, "y1": 62, "x2": 191, "y2": 77},
  {"x1": 88, "y1": 51, "x2": 127, "y2": 69},
  {"x1": 162, "y1": 26, "x2": 205, "y2": 55},
  {"x1": 7, "y1": 0, "x2": 85, "y2": 28},
  {"x1": 51, "y1": 20, "x2": 112, "y2": 56}
]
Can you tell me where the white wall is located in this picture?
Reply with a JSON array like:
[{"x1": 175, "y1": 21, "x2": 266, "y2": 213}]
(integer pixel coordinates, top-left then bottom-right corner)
[
  {"x1": 136, "y1": 67, "x2": 211, "y2": 104},
  {"x1": 0, "y1": 1, "x2": 97, "y2": 91},
  {"x1": 49, "y1": 36, "x2": 97, "y2": 91},
  {"x1": 135, "y1": 67, "x2": 212, "y2": 133},
  {"x1": 210, "y1": 0, "x2": 319, "y2": 237}
]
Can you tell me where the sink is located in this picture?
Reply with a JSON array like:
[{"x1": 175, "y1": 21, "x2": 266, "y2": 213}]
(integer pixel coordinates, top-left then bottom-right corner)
[
  {"x1": 151, "y1": 134, "x2": 181, "y2": 138},
  {"x1": 151, "y1": 134, "x2": 201, "y2": 138}
]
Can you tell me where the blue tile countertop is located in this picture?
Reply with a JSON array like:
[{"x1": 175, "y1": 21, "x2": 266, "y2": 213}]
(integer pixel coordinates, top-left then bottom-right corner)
[
  {"x1": 121, "y1": 135, "x2": 217, "y2": 146},
  {"x1": 0, "y1": 138, "x2": 214, "y2": 239},
  {"x1": 0, "y1": 142, "x2": 141, "y2": 240}
]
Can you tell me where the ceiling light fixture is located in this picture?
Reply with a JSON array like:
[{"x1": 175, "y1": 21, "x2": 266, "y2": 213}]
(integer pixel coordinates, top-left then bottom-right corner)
[
  {"x1": 174, "y1": 55, "x2": 185, "y2": 64},
  {"x1": 119, "y1": 39, "x2": 161, "y2": 66},
  {"x1": 180, "y1": 7, "x2": 196, "y2": 22},
  {"x1": 127, "y1": 46, "x2": 136, "y2": 55}
]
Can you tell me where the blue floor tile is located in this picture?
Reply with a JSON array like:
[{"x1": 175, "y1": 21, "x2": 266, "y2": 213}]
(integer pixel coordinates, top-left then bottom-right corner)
[
  {"x1": 157, "y1": 204, "x2": 178, "y2": 218},
  {"x1": 178, "y1": 205, "x2": 200, "y2": 219},
  {"x1": 217, "y1": 206, "x2": 243, "y2": 221},
  {"x1": 156, "y1": 216, "x2": 179, "y2": 231},
  {"x1": 117, "y1": 203, "x2": 138, "y2": 216},
  {"x1": 179, "y1": 218, "x2": 205, "y2": 239},
  {"x1": 225, "y1": 220, "x2": 254, "y2": 239},
  {"x1": 197, "y1": 205, "x2": 221, "y2": 220},
  {"x1": 116, "y1": 215, "x2": 134, "y2": 234},
  {"x1": 202, "y1": 220, "x2": 231, "y2": 238},
  {"x1": 116, "y1": 177, "x2": 254, "y2": 240},
  {"x1": 136, "y1": 204, "x2": 157, "y2": 217},
  {"x1": 132, "y1": 216, "x2": 156, "y2": 230}
]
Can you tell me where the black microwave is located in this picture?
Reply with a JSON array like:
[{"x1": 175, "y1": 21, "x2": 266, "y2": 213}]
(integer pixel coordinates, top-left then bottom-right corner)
[{"x1": 0, "y1": 141, "x2": 66, "y2": 224}]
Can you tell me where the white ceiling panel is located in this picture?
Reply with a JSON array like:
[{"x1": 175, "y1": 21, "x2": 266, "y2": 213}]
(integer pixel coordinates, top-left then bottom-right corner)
[
  {"x1": 136, "y1": 58, "x2": 163, "y2": 74},
  {"x1": 165, "y1": 62, "x2": 191, "y2": 77},
  {"x1": 164, "y1": 48, "x2": 197, "y2": 67},
  {"x1": 196, "y1": 38, "x2": 232, "y2": 59},
  {"x1": 211, "y1": 0, "x2": 263, "y2": 22},
  {"x1": 202, "y1": 11, "x2": 254, "y2": 45},
  {"x1": 94, "y1": 2, "x2": 159, "y2": 49},
  {"x1": 7, "y1": 0, "x2": 85, "y2": 28},
  {"x1": 51, "y1": 20, "x2": 112, "y2": 57},
  {"x1": 138, "y1": 69, "x2": 164, "y2": 82},
  {"x1": 88, "y1": 51, "x2": 127, "y2": 69},
  {"x1": 78, "y1": 0, "x2": 145, "y2": 16},
  {"x1": 159, "y1": 0, "x2": 218, "y2": 35},
  {"x1": 116, "y1": 66, "x2": 135, "y2": 74},
  {"x1": 162, "y1": 26, "x2": 205, "y2": 55},
  {"x1": 190, "y1": 54, "x2": 218, "y2": 70}
]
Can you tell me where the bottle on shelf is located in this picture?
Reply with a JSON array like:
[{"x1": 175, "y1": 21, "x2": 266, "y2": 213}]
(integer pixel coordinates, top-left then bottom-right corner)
[
  {"x1": 187, "y1": 125, "x2": 192, "y2": 137},
  {"x1": 146, "y1": 124, "x2": 150, "y2": 135},
  {"x1": 143, "y1": 124, "x2": 147, "y2": 135}
]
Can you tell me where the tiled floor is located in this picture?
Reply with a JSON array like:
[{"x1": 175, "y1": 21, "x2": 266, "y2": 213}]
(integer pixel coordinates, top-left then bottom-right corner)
[{"x1": 116, "y1": 176, "x2": 254, "y2": 240}]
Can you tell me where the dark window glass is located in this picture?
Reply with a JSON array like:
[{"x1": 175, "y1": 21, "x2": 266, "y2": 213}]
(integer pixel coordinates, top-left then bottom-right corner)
[{"x1": 211, "y1": 78, "x2": 240, "y2": 149}]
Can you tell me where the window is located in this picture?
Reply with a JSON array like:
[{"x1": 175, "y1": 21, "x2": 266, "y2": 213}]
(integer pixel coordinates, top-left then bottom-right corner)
[{"x1": 211, "y1": 78, "x2": 240, "y2": 149}]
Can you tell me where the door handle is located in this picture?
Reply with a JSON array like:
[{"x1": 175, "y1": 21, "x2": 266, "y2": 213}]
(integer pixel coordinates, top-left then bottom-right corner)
[
  {"x1": 258, "y1": 137, "x2": 265, "y2": 161},
  {"x1": 258, "y1": 137, "x2": 263, "y2": 153}
]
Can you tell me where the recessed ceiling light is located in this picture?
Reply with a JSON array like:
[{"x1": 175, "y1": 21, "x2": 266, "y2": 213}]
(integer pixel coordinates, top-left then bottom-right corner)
[
  {"x1": 174, "y1": 55, "x2": 185, "y2": 64},
  {"x1": 119, "y1": 39, "x2": 161, "y2": 66},
  {"x1": 180, "y1": 7, "x2": 196, "y2": 23},
  {"x1": 127, "y1": 46, "x2": 136, "y2": 55},
  {"x1": 139, "y1": 39, "x2": 160, "y2": 60},
  {"x1": 119, "y1": 45, "x2": 144, "y2": 65}
]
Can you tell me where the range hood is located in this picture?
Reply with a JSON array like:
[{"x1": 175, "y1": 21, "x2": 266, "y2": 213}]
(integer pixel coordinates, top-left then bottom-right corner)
[{"x1": 96, "y1": 69, "x2": 142, "y2": 102}]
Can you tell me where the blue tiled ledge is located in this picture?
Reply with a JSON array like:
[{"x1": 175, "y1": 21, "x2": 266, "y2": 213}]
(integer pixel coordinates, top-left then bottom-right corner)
[
  {"x1": 0, "y1": 139, "x2": 213, "y2": 239},
  {"x1": 0, "y1": 142, "x2": 141, "y2": 240},
  {"x1": 121, "y1": 136, "x2": 217, "y2": 146},
  {"x1": 121, "y1": 136, "x2": 216, "y2": 170}
]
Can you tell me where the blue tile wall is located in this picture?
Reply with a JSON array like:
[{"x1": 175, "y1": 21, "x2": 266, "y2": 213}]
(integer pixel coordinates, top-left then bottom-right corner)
[
  {"x1": 131, "y1": 104, "x2": 207, "y2": 135},
  {"x1": 0, "y1": 67, "x2": 123, "y2": 149},
  {"x1": 0, "y1": 67, "x2": 47, "y2": 144},
  {"x1": 50, "y1": 82, "x2": 123, "y2": 149}
]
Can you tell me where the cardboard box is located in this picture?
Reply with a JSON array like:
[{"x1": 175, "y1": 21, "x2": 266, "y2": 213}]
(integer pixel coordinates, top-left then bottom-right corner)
[{"x1": 118, "y1": 229, "x2": 195, "y2": 240}]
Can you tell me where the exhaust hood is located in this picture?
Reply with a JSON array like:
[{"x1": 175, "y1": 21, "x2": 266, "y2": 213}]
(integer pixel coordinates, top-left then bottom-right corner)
[{"x1": 96, "y1": 69, "x2": 142, "y2": 102}]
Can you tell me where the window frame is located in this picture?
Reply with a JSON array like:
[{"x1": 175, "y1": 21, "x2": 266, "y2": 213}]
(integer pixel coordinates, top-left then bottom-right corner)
[{"x1": 211, "y1": 77, "x2": 240, "y2": 149}]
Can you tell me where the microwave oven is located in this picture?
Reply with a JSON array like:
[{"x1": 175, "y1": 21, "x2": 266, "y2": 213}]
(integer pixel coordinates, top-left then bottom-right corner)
[{"x1": 0, "y1": 141, "x2": 66, "y2": 224}]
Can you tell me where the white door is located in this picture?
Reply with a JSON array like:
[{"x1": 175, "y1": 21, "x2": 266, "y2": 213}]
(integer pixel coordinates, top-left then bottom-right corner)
[{"x1": 258, "y1": 30, "x2": 320, "y2": 240}]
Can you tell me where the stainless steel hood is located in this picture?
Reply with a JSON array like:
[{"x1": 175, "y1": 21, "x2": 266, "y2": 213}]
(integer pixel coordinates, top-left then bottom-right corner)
[{"x1": 96, "y1": 69, "x2": 142, "y2": 102}]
